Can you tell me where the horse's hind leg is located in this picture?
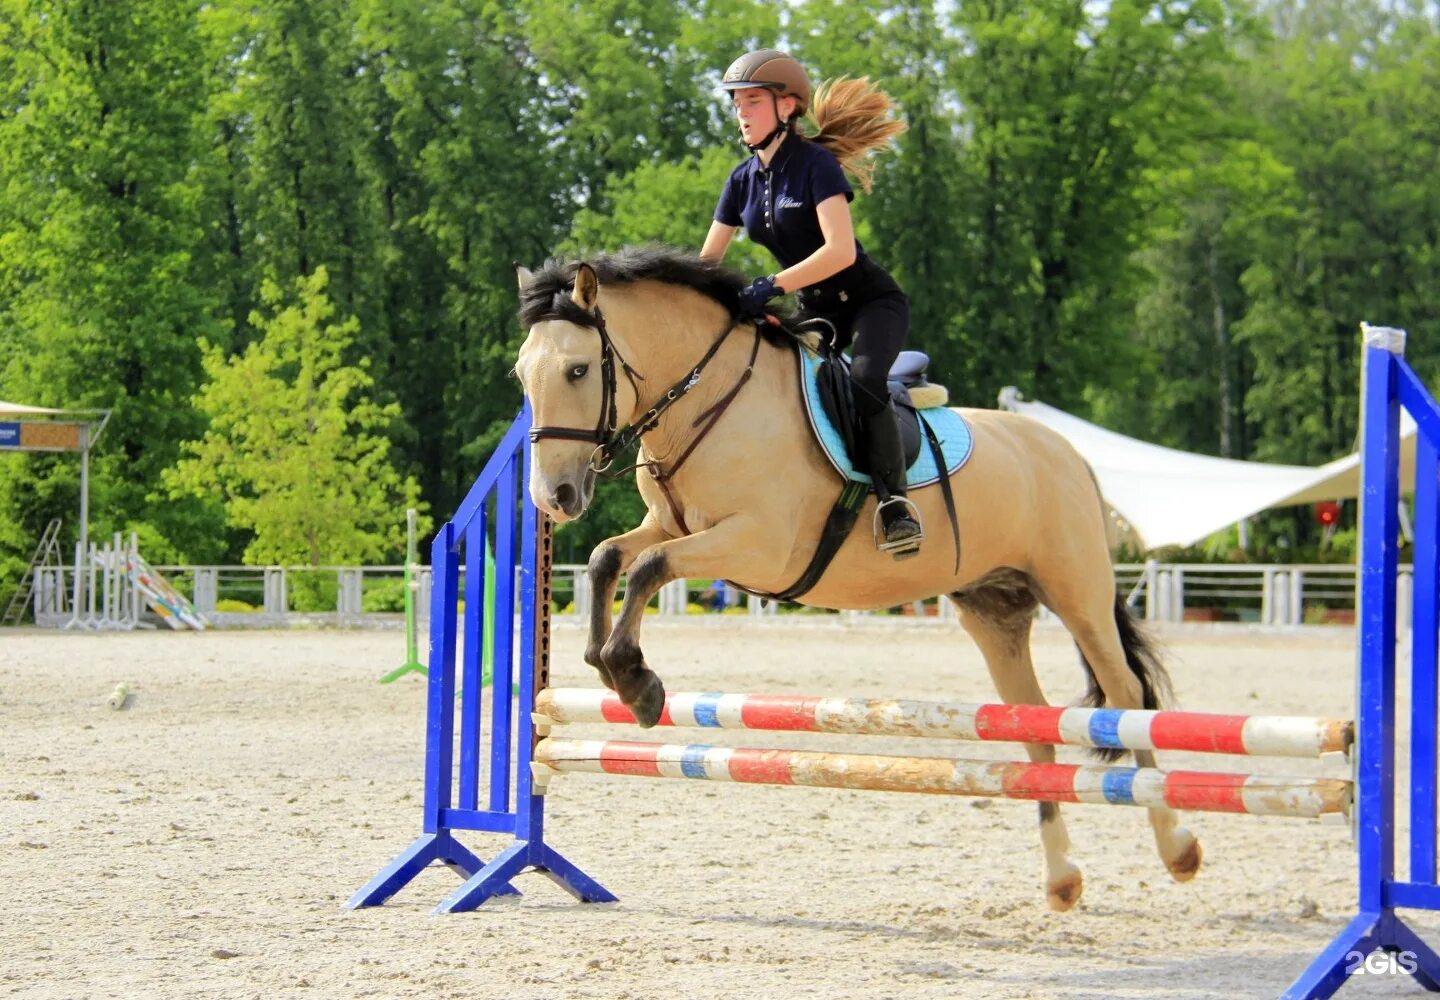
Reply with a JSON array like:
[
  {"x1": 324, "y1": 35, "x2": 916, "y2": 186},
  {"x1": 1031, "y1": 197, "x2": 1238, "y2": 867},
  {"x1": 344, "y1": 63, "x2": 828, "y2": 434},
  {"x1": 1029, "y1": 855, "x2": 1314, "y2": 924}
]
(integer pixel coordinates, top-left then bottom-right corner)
[
  {"x1": 1047, "y1": 581, "x2": 1202, "y2": 884},
  {"x1": 950, "y1": 582, "x2": 1084, "y2": 912}
]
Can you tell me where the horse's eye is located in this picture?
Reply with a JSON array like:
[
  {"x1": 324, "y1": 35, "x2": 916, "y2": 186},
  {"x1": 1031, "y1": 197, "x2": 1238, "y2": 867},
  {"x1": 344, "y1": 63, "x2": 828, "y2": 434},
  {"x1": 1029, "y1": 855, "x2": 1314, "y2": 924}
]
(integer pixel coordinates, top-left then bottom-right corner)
[{"x1": 568, "y1": 364, "x2": 589, "y2": 382}]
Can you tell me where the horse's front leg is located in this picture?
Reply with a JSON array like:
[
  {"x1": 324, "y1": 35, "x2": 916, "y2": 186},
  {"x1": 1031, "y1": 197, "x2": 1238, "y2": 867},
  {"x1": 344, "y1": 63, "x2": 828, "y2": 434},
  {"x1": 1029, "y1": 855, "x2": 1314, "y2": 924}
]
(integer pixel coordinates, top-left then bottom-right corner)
[
  {"x1": 584, "y1": 515, "x2": 671, "y2": 690},
  {"x1": 602, "y1": 516, "x2": 783, "y2": 727}
]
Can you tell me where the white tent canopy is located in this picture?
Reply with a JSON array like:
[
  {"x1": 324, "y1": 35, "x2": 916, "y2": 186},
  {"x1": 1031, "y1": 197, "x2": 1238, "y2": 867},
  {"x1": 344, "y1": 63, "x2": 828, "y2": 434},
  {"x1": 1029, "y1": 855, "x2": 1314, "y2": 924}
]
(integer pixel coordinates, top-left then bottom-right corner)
[
  {"x1": 997, "y1": 388, "x2": 1416, "y2": 552},
  {"x1": 0, "y1": 399, "x2": 69, "y2": 416}
]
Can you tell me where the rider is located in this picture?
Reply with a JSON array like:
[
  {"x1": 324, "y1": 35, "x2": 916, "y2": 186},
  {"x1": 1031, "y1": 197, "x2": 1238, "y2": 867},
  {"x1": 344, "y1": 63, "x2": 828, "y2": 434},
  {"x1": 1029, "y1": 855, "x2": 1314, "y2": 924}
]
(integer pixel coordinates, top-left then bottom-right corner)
[{"x1": 699, "y1": 49, "x2": 922, "y2": 558}]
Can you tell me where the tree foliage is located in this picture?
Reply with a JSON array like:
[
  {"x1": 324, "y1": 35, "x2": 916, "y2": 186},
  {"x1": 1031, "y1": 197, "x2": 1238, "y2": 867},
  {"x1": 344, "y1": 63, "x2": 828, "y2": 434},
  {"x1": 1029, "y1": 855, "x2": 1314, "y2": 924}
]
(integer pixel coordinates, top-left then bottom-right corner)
[
  {"x1": 2, "y1": 0, "x2": 1438, "y2": 575},
  {"x1": 166, "y1": 269, "x2": 423, "y2": 565}
]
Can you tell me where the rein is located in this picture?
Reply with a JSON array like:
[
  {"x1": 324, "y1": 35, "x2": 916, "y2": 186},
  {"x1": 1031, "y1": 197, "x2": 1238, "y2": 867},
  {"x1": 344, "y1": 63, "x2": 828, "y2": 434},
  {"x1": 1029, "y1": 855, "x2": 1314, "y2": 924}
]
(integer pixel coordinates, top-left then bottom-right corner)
[{"x1": 527, "y1": 305, "x2": 762, "y2": 513}]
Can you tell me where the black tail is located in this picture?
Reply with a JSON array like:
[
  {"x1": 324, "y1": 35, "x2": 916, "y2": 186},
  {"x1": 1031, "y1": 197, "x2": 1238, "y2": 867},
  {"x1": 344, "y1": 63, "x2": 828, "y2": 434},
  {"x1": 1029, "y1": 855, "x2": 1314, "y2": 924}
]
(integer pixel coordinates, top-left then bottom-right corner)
[{"x1": 1077, "y1": 595, "x2": 1174, "y2": 762}]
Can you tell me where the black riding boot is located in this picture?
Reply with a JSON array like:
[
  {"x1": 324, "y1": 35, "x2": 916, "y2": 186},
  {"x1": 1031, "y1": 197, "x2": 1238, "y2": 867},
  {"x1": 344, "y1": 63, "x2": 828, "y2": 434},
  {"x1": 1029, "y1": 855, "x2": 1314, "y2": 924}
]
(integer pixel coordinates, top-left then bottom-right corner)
[{"x1": 860, "y1": 403, "x2": 923, "y2": 559}]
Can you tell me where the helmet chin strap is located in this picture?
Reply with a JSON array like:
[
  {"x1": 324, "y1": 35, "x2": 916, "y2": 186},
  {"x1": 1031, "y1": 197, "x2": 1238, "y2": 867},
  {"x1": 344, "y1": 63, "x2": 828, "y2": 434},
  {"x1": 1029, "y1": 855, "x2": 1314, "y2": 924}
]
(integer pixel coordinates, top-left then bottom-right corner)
[{"x1": 744, "y1": 90, "x2": 791, "y2": 153}]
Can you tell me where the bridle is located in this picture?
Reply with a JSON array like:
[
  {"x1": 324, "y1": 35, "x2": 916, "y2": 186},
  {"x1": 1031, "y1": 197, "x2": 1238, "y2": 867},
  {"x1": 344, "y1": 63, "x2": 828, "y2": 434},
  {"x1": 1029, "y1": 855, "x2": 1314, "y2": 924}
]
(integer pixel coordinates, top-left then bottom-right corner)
[
  {"x1": 527, "y1": 301, "x2": 758, "y2": 482},
  {"x1": 526, "y1": 304, "x2": 643, "y2": 473}
]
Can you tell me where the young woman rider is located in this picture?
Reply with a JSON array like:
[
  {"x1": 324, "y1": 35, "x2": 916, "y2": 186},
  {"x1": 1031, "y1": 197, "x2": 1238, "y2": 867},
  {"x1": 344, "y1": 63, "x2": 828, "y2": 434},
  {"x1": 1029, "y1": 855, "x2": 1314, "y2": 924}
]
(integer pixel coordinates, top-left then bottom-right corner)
[{"x1": 698, "y1": 49, "x2": 921, "y2": 557}]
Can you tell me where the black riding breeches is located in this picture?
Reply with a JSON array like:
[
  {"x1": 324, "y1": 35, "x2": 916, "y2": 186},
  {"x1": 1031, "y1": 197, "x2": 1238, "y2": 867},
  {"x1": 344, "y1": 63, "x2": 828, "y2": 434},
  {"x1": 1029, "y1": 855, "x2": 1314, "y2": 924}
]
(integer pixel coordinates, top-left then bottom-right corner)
[
  {"x1": 795, "y1": 256, "x2": 911, "y2": 417},
  {"x1": 846, "y1": 296, "x2": 910, "y2": 415}
]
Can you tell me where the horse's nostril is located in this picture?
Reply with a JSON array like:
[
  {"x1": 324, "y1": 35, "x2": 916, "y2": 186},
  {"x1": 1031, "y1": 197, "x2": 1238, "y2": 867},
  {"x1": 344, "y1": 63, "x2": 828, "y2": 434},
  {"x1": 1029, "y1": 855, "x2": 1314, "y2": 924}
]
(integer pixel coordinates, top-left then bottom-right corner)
[{"x1": 554, "y1": 482, "x2": 577, "y2": 512}]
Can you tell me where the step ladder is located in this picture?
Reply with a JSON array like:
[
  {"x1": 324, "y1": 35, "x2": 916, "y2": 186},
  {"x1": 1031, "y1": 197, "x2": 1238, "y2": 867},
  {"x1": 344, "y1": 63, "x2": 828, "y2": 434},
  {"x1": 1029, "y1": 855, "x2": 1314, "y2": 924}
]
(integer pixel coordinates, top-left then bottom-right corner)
[{"x1": 3, "y1": 519, "x2": 64, "y2": 626}]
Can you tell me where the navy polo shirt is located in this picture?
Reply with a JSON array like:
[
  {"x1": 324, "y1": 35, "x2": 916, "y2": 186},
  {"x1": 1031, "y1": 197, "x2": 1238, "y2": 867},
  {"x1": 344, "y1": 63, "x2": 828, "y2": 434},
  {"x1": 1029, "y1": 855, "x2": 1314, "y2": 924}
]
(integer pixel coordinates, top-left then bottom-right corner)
[{"x1": 714, "y1": 137, "x2": 866, "y2": 271}]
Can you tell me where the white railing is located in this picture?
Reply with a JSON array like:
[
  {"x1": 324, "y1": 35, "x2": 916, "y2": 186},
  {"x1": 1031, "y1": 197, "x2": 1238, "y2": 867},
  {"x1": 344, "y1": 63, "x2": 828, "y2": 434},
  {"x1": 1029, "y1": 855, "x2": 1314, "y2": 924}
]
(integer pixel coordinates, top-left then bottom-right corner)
[
  {"x1": 552, "y1": 561, "x2": 1368, "y2": 627},
  {"x1": 22, "y1": 559, "x2": 1380, "y2": 629},
  {"x1": 32, "y1": 563, "x2": 409, "y2": 628}
]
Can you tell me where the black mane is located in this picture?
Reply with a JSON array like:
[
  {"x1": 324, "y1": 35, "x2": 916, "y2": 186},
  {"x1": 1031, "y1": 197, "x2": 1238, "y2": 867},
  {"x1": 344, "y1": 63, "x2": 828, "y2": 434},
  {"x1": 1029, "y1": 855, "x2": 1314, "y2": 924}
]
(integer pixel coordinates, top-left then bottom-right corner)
[{"x1": 518, "y1": 245, "x2": 788, "y2": 332}]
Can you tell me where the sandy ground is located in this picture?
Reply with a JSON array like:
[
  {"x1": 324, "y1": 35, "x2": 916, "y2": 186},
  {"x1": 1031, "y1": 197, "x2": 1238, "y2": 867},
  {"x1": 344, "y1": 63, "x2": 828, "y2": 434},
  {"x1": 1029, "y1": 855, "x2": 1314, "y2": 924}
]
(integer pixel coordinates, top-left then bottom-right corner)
[{"x1": 2, "y1": 619, "x2": 1436, "y2": 1000}]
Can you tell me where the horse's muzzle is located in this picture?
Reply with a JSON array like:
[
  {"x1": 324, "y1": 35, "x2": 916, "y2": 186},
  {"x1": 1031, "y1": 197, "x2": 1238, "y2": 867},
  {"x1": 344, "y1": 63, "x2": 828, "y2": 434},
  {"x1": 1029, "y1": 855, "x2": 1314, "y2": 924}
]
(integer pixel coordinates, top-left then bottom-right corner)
[{"x1": 533, "y1": 466, "x2": 595, "y2": 522}]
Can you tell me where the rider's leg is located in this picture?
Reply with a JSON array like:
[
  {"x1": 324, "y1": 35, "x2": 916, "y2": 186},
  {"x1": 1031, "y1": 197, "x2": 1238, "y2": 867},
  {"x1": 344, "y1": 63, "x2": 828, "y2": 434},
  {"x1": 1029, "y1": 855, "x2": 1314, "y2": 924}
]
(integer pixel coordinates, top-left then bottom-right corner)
[
  {"x1": 860, "y1": 399, "x2": 923, "y2": 553},
  {"x1": 849, "y1": 295, "x2": 921, "y2": 556}
]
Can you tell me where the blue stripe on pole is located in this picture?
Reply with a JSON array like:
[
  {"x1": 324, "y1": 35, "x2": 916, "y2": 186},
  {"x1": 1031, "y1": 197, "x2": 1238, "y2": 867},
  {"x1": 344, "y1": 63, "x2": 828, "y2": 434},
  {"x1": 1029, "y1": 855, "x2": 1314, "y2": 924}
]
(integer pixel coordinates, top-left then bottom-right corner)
[
  {"x1": 693, "y1": 695, "x2": 724, "y2": 728},
  {"x1": 1088, "y1": 710, "x2": 1126, "y2": 750},
  {"x1": 680, "y1": 745, "x2": 712, "y2": 779},
  {"x1": 1101, "y1": 767, "x2": 1138, "y2": 806}
]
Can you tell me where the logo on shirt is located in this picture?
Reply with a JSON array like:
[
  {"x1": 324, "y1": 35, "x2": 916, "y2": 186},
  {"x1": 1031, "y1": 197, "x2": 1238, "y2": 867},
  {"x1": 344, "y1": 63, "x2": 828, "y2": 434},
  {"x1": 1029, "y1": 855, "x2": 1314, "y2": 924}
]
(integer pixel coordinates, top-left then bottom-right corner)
[{"x1": 775, "y1": 195, "x2": 804, "y2": 210}]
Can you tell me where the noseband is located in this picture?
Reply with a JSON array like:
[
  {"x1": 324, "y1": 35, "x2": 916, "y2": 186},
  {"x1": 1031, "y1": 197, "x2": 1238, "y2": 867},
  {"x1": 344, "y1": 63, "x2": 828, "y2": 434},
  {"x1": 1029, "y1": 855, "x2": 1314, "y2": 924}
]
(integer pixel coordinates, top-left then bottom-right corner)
[{"x1": 527, "y1": 302, "x2": 746, "y2": 476}]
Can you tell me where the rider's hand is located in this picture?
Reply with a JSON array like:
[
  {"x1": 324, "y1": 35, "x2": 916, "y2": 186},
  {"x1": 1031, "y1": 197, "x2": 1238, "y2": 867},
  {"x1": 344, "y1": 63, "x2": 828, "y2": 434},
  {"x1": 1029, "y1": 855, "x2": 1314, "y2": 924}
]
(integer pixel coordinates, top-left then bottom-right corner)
[{"x1": 737, "y1": 274, "x2": 782, "y2": 319}]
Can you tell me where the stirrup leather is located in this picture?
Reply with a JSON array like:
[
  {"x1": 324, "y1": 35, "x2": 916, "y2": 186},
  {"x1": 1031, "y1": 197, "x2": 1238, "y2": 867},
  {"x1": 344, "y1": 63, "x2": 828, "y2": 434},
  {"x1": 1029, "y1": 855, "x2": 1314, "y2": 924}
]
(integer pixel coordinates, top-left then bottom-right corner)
[{"x1": 873, "y1": 496, "x2": 924, "y2": 557}]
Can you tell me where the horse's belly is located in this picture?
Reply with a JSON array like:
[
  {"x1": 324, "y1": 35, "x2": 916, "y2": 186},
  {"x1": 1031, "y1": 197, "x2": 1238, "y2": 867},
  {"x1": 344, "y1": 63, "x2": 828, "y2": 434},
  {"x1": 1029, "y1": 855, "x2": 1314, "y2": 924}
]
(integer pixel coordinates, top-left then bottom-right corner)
[{"x1": 761, "y1": 425, "x2": 1055, "y2": 610}]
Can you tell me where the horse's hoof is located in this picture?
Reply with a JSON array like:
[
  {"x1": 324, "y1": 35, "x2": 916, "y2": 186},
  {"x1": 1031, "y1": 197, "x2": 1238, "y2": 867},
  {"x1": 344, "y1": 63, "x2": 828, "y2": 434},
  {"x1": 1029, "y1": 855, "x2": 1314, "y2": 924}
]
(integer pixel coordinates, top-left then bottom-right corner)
[
  {"x1": 624, "y1": 672, "x2": 666, "y2": 729},
  {"x1": 1165, "y1": 829, "x2": 1202, "y2": 882},
  {"x1": 1046, "y1": 865, "x2": 1084, "y2": 912}
]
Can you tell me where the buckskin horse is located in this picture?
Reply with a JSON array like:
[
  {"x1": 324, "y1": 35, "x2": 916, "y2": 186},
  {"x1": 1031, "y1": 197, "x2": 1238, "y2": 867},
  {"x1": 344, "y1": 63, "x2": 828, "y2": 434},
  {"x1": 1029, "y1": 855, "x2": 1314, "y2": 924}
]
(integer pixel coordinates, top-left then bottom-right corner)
[{"x1": 513, "y1": 246, "x2": 1199, "y2": 911}]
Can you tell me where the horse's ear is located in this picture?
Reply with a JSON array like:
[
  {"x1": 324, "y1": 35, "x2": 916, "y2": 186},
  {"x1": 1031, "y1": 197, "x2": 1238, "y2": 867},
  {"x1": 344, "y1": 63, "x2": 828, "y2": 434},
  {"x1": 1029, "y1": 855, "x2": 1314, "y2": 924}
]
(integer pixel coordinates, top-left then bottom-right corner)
[
  {"x1": 571, "y1": 263, "x2": 599, "y2": 312},
  {"x1": 514, "y1": 263, "x2": 533, "y2": 292}
]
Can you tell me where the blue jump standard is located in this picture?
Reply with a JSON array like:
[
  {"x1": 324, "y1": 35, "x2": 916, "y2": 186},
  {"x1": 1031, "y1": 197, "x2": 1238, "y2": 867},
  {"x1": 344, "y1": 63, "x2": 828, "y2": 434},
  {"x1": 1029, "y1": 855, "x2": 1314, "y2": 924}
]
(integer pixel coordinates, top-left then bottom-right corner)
[
  {"x1": 1282, "y1": 328, "x2": 1440, "y2": 997},
  {"x1": 345, "y1": 409, "x2": 612, "y2": 914}
]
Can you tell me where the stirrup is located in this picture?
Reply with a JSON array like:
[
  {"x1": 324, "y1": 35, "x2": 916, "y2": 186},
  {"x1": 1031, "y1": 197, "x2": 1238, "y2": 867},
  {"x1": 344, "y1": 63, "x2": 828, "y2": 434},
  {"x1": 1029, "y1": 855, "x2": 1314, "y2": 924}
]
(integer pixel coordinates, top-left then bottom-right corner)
[{"x1": 873, "y1": 497, "x2": 924, "y2": 559}]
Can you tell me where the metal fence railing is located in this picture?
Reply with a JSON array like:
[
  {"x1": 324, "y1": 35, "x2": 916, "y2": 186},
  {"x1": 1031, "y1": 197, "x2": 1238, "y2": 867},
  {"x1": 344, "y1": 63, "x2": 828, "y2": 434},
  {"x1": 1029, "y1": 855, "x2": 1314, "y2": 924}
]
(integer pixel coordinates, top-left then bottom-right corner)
[{"x1": 17, "y1": 558, "x2": 1395, "y2": 630}]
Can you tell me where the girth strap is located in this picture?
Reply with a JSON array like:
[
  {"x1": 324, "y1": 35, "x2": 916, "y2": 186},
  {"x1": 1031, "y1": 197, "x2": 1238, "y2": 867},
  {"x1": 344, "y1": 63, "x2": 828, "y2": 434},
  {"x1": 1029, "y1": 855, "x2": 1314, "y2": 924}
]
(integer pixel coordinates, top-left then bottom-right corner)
[
  {"x1": 736, "y1": 480, "x2": 869, "y2": 603},
  {"x1": 737, "y1": 405, "x2": 962, "y2": 604}
]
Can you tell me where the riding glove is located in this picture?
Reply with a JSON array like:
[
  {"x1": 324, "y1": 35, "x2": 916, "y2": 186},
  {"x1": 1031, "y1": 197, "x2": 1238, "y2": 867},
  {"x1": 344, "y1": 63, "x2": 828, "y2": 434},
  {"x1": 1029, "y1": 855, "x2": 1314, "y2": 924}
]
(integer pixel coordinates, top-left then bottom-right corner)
[{"x1": 737, "y1": 274, "x2": 783, "y2": 318}]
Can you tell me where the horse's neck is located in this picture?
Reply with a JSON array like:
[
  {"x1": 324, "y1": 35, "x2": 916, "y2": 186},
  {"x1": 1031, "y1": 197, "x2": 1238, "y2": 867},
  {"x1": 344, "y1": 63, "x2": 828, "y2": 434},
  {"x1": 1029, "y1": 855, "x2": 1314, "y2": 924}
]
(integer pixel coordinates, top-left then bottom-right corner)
[{"x1": 601, "y1": 285, "x2": 744, "y2": 448}]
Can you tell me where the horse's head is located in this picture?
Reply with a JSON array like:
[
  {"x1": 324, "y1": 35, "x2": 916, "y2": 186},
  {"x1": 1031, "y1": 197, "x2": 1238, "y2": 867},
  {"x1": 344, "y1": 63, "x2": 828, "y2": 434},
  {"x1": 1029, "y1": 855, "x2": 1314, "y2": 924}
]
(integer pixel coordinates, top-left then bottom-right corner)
[{"x1": 514, "y1": 262, "x2": 638, "y2": 522}]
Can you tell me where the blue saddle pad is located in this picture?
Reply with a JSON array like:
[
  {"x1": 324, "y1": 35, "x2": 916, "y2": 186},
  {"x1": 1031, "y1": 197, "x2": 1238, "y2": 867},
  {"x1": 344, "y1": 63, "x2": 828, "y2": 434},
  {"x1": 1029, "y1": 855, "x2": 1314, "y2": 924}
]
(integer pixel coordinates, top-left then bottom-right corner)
[{"x1": 797, "y1": 347, "x2": 974, "y2": 489}]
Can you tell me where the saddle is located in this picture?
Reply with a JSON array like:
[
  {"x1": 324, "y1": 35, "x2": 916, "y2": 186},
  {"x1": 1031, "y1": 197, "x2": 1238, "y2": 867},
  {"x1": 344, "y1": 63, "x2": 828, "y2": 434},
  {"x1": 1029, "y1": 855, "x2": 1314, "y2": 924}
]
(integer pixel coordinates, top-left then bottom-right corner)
[
  {"x1": 799, "y1": 317, "x2": 938, "y2": 473},
  {"x1": 733, "y1": 318, "x2": 964, "y2": 605}
]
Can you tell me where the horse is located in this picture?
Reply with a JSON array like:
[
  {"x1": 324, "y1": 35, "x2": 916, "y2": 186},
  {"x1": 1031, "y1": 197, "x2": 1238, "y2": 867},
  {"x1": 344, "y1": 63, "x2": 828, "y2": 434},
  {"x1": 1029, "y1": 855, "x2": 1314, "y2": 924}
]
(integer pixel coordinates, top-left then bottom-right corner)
[{"x1": 513, "y1": 245, "x2": 1200, "y2": 911}]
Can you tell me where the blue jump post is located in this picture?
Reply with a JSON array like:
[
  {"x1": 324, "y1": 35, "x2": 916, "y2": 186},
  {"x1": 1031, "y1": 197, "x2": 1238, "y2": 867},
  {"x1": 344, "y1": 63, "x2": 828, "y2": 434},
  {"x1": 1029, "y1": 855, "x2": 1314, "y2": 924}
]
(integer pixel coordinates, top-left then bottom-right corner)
[
  {"x1": 345, "y1": 403, "x2": 613, "y2": 913},
  {"x1": 1283, "y1": 323, "x2": 1440, "y2": 998}
]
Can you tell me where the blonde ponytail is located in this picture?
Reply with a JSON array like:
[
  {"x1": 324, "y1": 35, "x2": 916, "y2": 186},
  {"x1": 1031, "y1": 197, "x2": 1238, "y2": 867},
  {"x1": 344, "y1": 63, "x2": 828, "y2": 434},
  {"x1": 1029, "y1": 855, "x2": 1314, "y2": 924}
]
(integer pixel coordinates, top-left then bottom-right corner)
[{"x1": 797, "y1": 76, "x2": 907, "y2": 194}]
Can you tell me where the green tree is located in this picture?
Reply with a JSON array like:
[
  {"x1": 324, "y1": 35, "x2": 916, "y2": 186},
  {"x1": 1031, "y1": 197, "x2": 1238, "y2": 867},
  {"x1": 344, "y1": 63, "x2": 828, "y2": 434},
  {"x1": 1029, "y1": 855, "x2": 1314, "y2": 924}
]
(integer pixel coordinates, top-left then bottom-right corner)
[
  {"x1": 166, "y1": 269, "x2": 423, "y2": 565},
  {"x1": 204, "y1": 0, "x2": 388, "y2": 354},
  {"x1": 1097, "y1": 126, "x2": 1294, "y2": 458},
  {"x1": 564, "y1": 147, "x2": 772, "y2": 274},
  {"x1": 948, "y1": 0, "x2": 1236, "y2": 407},
  {"x1": 351, "y1": 0, "x2": 571, "y2": 516},
  {"x1": 0, "y1": 0, "x2": 224, "y2": 573},
  {"x1": 519, "y1": 0, "x2": 780, "y2": 207},
  {"x1": 1232, "y1": 0, "x2": 1440, "y2": 464}
]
